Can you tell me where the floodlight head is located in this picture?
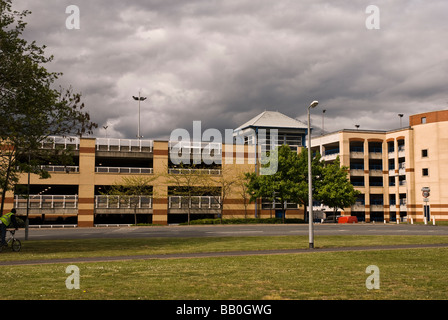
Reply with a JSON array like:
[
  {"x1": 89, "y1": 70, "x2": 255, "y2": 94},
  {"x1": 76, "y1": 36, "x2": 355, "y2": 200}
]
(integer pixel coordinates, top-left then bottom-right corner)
[{"x1": 309, "y1": 100, "x2": 319, "y2": 109}]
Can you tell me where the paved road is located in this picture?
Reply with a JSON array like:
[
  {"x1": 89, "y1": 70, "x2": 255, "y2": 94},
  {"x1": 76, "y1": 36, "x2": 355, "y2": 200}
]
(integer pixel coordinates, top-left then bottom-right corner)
[{"x1": 15, "y1": 223, "x2": 448, "y2": 240}]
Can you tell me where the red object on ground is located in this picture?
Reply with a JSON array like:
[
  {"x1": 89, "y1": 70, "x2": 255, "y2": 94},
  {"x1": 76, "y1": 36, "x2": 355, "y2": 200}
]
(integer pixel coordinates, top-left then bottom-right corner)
[{"x1": 338, "y1": 216, "x2": 358, "y2": 224}]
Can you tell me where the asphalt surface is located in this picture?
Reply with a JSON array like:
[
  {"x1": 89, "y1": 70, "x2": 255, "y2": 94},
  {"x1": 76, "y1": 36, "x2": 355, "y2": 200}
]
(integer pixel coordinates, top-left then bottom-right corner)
[{"x1": 14, "y1": 223, "x2": 448, "y2": 240}]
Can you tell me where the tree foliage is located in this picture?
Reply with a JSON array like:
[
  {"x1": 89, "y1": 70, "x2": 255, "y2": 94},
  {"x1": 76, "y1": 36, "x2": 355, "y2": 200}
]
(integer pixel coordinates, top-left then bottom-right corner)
[
  {"x1": 165, "y1": 163, "x2": 210, "y2": 225},
  {"x1": 246, "y1": 145, "x2": 358, "y2": 220},
  {"x1": 103, "y1": 176, "x2": 156, "y2": 225},
  {"x1": 0, "y1": 0, "x2": 98, "y2": 213},
  {"x1": 246, "y1": 145, "x2": 323, "y2": 221},
  {"x1": 315, "y1": 156, "x2": 361, "y2": 215}
]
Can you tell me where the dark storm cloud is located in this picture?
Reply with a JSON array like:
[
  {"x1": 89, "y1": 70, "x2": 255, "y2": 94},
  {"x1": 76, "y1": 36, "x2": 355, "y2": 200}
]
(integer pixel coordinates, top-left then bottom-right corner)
[{"x1": 11, "y1": 1, "x2": 448, "y2": 139}]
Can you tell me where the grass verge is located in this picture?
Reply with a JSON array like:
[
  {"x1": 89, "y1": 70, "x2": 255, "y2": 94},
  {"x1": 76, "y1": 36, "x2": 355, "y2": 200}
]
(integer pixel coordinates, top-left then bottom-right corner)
[
  {"x1": 1, "y1": 247, "x2": 448, "y2": 300},
  {"x1": 1, "y1": 235, "x2": 448, "y2": 262},
  {"x1": 1, "y1": 235, "x2": 448, "y2": 300}
]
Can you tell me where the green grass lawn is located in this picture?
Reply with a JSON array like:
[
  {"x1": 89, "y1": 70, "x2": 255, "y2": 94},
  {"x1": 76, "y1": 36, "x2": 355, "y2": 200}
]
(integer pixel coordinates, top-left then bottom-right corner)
[
  {"x1": 1, "y1": 235, "x2": 448, "y2": 300},
  {"x1": 2, "y1": 234, "x2": 448, "y2": 262}
]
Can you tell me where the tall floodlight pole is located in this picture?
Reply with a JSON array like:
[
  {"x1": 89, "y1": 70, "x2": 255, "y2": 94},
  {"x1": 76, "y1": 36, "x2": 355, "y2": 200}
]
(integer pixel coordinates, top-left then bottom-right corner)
[
  {"x1": 308, "y1": 100, "x2": 319, "y2": 249},
  {"x1": 321, "y1": 109, "x2": 326, "y2": 135},
  {"x1": 133, "y1": 92, "x2": 147, "y2": 139},
  {"x1": 398, "y1": 114, "x2": 404, "y2": 128}
]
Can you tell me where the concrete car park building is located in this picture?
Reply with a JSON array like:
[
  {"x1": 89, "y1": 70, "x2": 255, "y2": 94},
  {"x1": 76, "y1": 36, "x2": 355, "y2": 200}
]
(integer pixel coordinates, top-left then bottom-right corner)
[
  {"x1": 2, "y1": 109, "x2": 448, "y2": 226},
  {"x1": 311, "y1": 109, "x2": 448, "y2": 223},
  {"x1": 3, "y1": 111, "x2": 307, "y2": 227}
]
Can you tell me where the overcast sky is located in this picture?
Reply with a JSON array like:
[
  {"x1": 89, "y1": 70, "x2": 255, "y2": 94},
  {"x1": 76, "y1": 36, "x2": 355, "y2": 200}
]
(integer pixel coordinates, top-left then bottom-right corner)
[{"x1": 12, "y1": 0, "x2": 448, "y2": 140}]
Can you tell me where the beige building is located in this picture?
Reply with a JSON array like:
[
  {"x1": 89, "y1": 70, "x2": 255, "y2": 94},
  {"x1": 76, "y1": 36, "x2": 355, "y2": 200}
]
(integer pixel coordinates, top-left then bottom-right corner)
[
  {"x1": 3, "y1": 109, "x2": 448, "y2": 226},
  {"x1": 3, "y1": 111, "x2": 307, "y2": 227},
  {"x1": 311, "y1": 109, "x2": 448, "y2": 222}
]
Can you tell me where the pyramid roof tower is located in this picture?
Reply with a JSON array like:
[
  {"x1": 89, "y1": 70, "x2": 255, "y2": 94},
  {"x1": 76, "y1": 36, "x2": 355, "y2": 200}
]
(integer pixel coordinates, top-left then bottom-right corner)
[{"x1": 234, "y1": 110, "x2": 307, "y2": 132}]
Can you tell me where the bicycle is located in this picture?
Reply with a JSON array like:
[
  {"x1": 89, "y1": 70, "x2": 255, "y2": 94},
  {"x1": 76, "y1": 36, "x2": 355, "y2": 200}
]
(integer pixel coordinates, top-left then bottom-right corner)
[{"x1": 0, "y1": 229, "x2": 21, "y2": 252}]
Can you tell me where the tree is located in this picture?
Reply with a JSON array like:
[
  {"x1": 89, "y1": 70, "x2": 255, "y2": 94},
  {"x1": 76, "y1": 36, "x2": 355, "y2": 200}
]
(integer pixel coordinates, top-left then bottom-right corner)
[
  {"x1": 0, "y1": 1, "x2": 97, "y2": 217},
  {"x1": 103, "y1": 176, "x2": 156, "y2": 225},
  {"x1": 246, "y1": 145, "x2": 325, "y2": 222},
  {"x1": 165, "y1": 163, "x2": 208, "y2": 225},
  {"x1": 294, "y1": 148, "x2": 325, "y2": 221},
  {"x1": 199, "y1": 166, "x2": 237, "y2": 223},
  {"x1": 316, "y1": 156, "x2": 361, "y2": 216},
  {"x1": 246, "y1": 145, "x2": 304, "y2": 222},
  {"x1": 233, "y1": 168, "x2": 252, "y2": 219}
]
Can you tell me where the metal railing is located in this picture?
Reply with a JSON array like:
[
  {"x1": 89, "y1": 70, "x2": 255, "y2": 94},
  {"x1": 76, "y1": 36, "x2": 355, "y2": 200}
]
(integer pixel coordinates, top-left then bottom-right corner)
[
  {"x1": 351, "y1": 202, "x2": 366, "y2": 211},
  {"x1": 168, "y1": 196, "x2": 221, "y2": 209},
  {"x1": 40, "y1": 136, "x2": 80, "y2": 150},
  {"x1": 323, "y1": 148, "x2": 339, "y2": 156},
  {"x1": 369, "y1": 147, "x2": 382, "y2": 154},
  {"x1": 95, "y1": 167, "x2": 153, "y2": 174},
  {"x1": 95, "y1": 195, "x2": 152, "y2": 209},
  {"x1": 350, "y1": 164, "x2": 364, "y2": 170},
  {"x1": 96, "y1": 138, "x2": 153, "y2": 152},
  {"x1": 14, "y1": 195, "x2": 78, "y2": 209},
  {"x1": 261, "y1": 202, "x2": 298, "y2": 210},
  {"x1": 168, "y1": 141, "x2": 222, "y2": 154},
  {"x1": 168, "y1": 168, "x2": 221, "y2": 175},
  {"x1": 40, "y1": 165, "x2": 79, "y2": 173}
]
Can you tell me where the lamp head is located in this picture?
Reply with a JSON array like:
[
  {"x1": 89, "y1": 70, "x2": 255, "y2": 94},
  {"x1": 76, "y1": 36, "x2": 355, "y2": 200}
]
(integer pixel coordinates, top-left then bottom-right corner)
[{"x1": 309, "y1": 100, "x2": 319, "y2": 109}]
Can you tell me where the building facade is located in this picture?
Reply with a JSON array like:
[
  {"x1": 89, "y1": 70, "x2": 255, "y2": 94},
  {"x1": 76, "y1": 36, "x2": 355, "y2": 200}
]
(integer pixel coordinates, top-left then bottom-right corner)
[
  {"x1": 2, "y1": 111, "x2": 308, "y2": 227},
  {"x1": 3, "y1": 109, "x2": 448, "y2": 226},
  {"x1": 311, "y1": 109, "x2": 448, "y2": 222}
]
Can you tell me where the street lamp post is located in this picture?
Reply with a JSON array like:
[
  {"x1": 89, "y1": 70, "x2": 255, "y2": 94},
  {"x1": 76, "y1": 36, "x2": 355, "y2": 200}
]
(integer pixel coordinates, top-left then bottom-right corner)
[
  {"x1": 308, "y1": 100, "x2": 319, "y2": 249},
  {"x1": 321, "y1": 109, "x2": 326, "y2": 136},
  {"x1": 398, "y1": 114, "x2": 404, "y2": 128},
  {"x1": 132, "y1": 91, "x2": 147, "y2": 139}
]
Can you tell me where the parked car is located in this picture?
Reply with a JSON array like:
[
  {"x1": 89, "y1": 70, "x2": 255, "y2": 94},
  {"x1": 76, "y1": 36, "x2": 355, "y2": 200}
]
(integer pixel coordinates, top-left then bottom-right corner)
[{"x1": 323, "y1": 215, "x2": 340, "y2": 223}]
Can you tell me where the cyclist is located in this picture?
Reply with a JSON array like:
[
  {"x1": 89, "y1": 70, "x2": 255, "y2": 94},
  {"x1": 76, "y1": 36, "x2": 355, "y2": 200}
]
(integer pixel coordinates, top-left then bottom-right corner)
[{"x1": 1, "y1": 208, "x2": 18, "y2": 247}]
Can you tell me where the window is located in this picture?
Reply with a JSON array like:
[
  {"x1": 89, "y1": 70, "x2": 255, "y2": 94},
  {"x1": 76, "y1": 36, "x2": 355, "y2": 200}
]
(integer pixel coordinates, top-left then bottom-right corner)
[
  {"x1": 421, "y1": 117, "x2": 426, "y2": 124},
  {"x1": 422, "y1": 168, "x2": 429, "y2": 176},
  {"x1": 422, "y1": 149, "x2": 428, "y2": 157}
]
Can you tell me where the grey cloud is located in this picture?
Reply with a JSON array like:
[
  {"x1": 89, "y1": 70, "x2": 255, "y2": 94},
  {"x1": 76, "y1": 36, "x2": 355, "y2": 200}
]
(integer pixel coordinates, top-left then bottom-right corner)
[{"x1": 10, "y1": 0, "x2": 448, "y2": 139}]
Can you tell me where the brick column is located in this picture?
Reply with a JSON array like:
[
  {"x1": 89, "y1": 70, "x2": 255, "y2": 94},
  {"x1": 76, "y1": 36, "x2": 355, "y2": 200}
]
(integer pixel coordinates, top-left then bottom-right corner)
[
  {"x1": 152, "y1": 141, "x2": 168, "y2": 225},
  {"x1": 2, "y1": 190, "x2": 14, "y2": 215},
  {"x1": 78, "y1": 138, "x2": 96, "y2": 227}
]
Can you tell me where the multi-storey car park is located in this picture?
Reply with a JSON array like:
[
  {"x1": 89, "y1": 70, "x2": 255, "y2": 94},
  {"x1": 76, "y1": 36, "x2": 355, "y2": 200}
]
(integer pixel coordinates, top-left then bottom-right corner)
[
  {"x1": 2, "y1": 109, "x2": 448, "y2": 227},
  {"x1": 311, "y1": 109, "x2": 448, "y2": 223}
]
